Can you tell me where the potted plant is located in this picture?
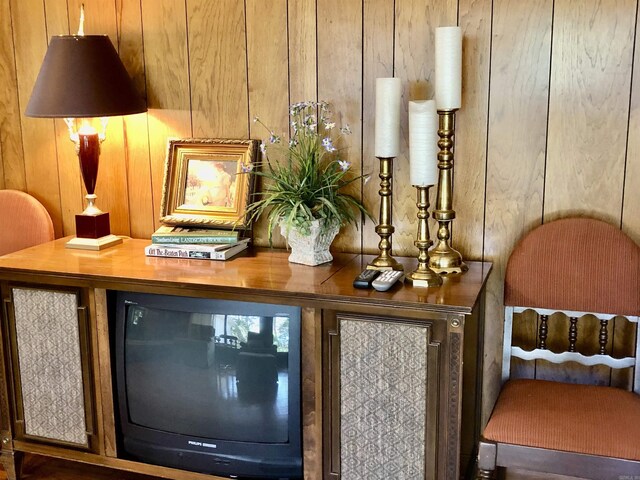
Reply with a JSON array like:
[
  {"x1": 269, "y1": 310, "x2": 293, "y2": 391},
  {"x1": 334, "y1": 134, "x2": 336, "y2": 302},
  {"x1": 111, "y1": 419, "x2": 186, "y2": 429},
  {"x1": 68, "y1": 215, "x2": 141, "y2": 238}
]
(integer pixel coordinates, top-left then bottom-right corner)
[{"x1": 244, "y1": 101, "x2": 373, "y2": 266}]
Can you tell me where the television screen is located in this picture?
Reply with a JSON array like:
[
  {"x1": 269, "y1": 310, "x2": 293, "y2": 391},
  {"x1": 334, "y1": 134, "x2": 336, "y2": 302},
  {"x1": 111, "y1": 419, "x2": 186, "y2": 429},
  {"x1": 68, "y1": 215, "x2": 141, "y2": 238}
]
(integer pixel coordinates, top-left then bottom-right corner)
[{"x1": 115, "y1": 292, "x2": 302, "y2": 479}]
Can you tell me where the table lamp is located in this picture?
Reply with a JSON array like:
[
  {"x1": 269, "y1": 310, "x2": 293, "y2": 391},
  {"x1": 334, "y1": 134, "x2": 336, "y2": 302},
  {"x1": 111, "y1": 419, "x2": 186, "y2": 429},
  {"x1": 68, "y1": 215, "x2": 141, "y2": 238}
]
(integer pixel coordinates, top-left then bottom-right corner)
[{"x1": 25, "y1": 34, "x2": 146, "y2": 250}]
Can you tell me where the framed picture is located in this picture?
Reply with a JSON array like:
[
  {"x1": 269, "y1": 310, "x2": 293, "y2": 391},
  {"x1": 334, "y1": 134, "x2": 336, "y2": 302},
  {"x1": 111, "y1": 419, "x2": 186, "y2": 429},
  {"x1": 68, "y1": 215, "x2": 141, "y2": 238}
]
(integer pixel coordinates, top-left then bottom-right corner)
[{"x1": 159, "y1": 138, "x2": 258, "y2": 230}]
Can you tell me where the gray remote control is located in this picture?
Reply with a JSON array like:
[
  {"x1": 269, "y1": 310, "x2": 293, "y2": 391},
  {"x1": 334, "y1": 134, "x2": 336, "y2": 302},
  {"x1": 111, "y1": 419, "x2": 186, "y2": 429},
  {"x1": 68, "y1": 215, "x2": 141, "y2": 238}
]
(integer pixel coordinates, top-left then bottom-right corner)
[{"x1": 371, "y1": 270, "x2": 404, "y2": 292}]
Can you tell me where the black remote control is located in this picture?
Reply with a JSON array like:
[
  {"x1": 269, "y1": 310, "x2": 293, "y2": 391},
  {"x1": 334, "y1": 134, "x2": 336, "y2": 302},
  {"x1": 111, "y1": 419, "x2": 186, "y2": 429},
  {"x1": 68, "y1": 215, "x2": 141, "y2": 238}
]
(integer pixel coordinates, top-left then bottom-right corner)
[{"x1": 353, "y1": 268, "x2": 380, "y2": 289}]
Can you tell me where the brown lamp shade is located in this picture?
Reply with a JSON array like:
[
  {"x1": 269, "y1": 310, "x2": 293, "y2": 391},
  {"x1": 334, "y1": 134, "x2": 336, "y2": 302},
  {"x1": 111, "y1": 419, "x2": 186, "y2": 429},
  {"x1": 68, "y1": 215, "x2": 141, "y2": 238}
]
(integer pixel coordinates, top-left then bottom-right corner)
[{"x1": 25, "y1": 35, "x2": 146, "y2": 118}]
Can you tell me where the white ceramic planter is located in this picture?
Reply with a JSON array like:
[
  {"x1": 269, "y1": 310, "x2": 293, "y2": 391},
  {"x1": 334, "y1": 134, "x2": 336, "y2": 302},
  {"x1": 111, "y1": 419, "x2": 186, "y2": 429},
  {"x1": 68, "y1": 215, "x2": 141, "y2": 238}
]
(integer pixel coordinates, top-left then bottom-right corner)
[{"x1": 280, "y1": 219, "x2": 340, "y2": 266}]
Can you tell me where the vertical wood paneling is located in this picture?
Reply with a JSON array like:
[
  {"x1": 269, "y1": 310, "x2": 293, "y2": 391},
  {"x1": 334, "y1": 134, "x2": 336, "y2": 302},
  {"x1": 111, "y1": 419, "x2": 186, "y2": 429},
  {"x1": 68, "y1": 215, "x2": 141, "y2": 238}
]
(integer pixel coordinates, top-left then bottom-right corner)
[
  {"x1": 0, "y1": 138, "x2": 4, "y2": 190},
  {"x1": 284, "y1": 0, "x2": 317, "y2": 250},
  {"x1": 116, "y1": 0, "x2": 154, "y2": 238},
  {"x1": 10, "y1": 0, "x2": 63, "y2": 237},
  {"x1": 44, "y1": 0, "x2": 83, "y2": 237},
  {"x1": 317, "y1": 0, "x2": 363, "y2": 253},
  {"x1": 246, "y1": 0, "x2": 289, "y2": 248},
  {"x1": 187, "y1": 0, "x2": 248, "y2": 139},
  {"x1": 141, "y1": 0, "x2": 191, "y2": 230},
  {"x1": 541, "y1": 0, "x2": 636, "y2": 386},
  {"x1": 288, "y1": 0, "x2": 317, "y2": 105},
  {"x1": 622, "y1": 2, "x2": 640, "y2": 245},
  {"x1": 483, "y1": 0, "x2": 553, "y2": 422},
  {"x1": 0, "y1": 0, "x2": 25, "y2": 191},
  {"x1": 393, "y1": 0, "x2": 457, "y2": 257},
  {"x1": 455, "y1": 0, "x2": 491, "y2": 261},
  {"x1": 362, "y1": 0, "x2": 395, "y2": 254},
  {"x1": 544, "y1": 0, "x2": 635, "y2": 224},
  {"x1": 68, "y1": 0, "x2": 132, "y2": 237}
]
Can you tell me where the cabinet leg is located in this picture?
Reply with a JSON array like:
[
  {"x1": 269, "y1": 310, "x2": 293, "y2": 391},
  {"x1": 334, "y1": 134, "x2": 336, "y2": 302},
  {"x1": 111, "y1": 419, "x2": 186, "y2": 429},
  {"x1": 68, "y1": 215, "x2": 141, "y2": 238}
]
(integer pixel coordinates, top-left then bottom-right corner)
[{"x1": 1, "y1": 450, "x2": 23, "y2": 480}]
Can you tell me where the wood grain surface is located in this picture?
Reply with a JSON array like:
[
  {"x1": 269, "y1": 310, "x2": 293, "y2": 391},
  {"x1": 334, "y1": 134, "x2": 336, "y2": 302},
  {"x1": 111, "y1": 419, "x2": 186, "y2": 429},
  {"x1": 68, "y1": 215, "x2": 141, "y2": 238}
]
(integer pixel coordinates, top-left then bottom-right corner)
[
  {"x1": 2, "y1": 0, "x2": 640, "y2": 438},
  {"x1": 246, "y1": 0, "x2": 289, "y2": 248},
  {"x1": 317, "y1": 0, "x2": 363, "y2": 253},
  {"x1": 623, "y1": 1, "x2": 640, "y2": 246},
  {"x1": 361, "y1": 0, "x2": 395, "y2": 254},
  {"x1": 141, "y1": 0, "x2": 192, "y2": 230},
  {"x1": 482, "y1": 0, "x2": 553, "y2": 419},
  {"x1": 0, "y1": 0, "x2": 24, "y2": 191}
]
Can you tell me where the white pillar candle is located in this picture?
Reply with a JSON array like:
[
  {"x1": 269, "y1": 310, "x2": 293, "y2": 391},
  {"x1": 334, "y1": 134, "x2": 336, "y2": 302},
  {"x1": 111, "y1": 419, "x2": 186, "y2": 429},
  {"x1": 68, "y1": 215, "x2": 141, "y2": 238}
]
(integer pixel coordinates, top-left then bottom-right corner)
[
  {"x1": 409, "y1": 100, "x2": 438, "y2": 186},
  {"x1": 374, "y1": 77, "x2": 402, "y2": 157},
  {"x1": 435, "y1": 26, "x2": 462, "y2": 110}
]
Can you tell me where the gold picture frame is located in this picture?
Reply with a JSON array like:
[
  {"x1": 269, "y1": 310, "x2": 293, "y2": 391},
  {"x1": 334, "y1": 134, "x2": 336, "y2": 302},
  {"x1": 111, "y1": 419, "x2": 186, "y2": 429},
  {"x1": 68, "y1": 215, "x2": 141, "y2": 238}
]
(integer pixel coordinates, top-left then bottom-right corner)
[{"x1": 159, "y1": 138, "x2": 258, "y2": 230}]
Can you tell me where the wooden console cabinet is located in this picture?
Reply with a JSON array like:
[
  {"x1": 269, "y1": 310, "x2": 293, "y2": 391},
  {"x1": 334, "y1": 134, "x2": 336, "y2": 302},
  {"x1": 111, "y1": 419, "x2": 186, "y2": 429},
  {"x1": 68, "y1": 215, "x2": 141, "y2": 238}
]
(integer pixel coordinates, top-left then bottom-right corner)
[{"x1": 0, "y1": 238, "x2": 490, "y2": 480}]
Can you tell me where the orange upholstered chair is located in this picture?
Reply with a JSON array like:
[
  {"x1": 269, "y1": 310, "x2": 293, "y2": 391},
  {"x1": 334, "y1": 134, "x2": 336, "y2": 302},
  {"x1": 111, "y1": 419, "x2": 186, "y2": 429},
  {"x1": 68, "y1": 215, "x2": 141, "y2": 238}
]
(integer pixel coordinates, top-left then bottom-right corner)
[
  {"x1": 0, "y1": 190, "x2": 54, "y2": 256},
  {"x1": 477, "y1": 217, "x2": 640, "y2": 479}
]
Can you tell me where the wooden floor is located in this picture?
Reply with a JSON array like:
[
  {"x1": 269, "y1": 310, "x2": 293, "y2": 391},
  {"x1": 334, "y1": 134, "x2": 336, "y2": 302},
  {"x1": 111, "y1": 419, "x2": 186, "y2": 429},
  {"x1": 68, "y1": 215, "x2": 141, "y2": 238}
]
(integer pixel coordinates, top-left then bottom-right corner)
[{"x1": 0, "y1": 454, "x2": 158, "y2": 480}]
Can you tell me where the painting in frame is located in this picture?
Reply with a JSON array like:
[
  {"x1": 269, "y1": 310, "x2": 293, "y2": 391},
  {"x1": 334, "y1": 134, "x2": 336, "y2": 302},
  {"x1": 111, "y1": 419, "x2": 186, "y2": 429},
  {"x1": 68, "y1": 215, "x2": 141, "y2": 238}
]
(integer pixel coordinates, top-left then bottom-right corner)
[{"x1": 159, "y1": 138, "x2": 258, "y2": 230}]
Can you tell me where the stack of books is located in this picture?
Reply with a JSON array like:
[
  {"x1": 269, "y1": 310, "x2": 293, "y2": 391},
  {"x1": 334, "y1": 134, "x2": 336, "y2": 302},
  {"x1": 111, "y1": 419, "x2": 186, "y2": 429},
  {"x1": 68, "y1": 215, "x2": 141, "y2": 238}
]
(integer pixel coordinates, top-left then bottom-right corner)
[{"x1": 145, "y1": 226, "x2": 250, "y2": 261}]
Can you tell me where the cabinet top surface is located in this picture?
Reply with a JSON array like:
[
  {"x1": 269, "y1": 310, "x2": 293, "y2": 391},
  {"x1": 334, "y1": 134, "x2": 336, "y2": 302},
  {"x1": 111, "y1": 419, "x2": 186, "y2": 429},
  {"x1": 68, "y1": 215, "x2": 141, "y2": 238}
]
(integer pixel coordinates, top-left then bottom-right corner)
[{"x1": 0, "y1": 238, "x2": 491, "y2": 314}]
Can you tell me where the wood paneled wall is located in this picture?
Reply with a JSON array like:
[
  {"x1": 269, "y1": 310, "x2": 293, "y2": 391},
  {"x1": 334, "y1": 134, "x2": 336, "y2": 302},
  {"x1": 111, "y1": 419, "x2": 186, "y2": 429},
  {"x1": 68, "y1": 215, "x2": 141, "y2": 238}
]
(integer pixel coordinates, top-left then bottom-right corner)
[{"x1": 2, "y1": 0, "x2": 640, "y2": 426}]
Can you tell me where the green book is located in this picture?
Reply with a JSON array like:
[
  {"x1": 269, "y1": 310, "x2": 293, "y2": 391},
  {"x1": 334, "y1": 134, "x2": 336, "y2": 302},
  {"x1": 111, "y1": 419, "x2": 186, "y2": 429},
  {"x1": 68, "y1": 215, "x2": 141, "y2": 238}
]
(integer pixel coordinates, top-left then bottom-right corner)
[{"x1": 151, "y1": 227, "x2": 239, "y2": 245}]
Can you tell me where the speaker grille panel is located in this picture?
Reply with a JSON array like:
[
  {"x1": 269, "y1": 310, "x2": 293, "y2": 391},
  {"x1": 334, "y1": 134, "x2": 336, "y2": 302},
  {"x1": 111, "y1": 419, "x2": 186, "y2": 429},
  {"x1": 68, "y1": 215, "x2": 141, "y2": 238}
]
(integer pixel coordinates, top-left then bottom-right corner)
[
  {"x1": 340, "y1": 317, "x2": 428, "y2": 479},
  {"x1": 13, "y1": 288, "x2": 87, "y2": 446}
]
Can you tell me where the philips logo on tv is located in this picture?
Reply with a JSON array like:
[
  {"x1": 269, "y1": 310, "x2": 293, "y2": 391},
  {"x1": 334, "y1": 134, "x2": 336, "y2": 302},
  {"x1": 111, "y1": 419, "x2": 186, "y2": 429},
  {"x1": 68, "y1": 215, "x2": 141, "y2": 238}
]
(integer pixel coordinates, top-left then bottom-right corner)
[{"x1": 188, "y1": 440, "x2": 217, "y2": 449}]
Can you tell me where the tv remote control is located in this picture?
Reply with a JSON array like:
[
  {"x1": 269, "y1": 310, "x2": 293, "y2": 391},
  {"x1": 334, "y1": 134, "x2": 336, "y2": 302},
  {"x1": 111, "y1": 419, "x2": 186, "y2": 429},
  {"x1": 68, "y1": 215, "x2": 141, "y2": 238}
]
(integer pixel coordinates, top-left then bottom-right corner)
[
  {"x1": 371, "y1": 270, "x2": 404, "y2": 292},
  {"x1": 353, "y1": 268, "x2": 380, "y2": 289}
]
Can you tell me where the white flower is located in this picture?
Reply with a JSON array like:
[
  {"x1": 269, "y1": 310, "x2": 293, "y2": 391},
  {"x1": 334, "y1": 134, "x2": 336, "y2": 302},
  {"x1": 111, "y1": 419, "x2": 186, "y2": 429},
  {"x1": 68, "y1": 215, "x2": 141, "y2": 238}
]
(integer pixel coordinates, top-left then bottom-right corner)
[
  {"x1": 260, "y1": 142, "x2": 267, "y2": 154},
  {"x1": 241, "y1": 163, "x2": 254, "y2": 172},
  {"x1": 338, "y1": 160, "x2": 351, "y2": 171},
  {"x1": 322, "y1": 137, "x2": 336, "y2": 152},
  {"x1": 269, "y1": 132, "x2": 281, "y2": 144},
  {"x1": 324, "y1": 122, "x2": 336, "y2": 130}
]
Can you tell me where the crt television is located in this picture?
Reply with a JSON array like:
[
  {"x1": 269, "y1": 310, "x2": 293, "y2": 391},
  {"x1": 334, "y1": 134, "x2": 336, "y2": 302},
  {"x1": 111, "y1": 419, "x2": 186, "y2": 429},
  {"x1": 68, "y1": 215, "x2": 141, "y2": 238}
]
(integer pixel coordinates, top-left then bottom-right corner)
[{"x1": 114, "y1": 291, "x2": 302, "y2": 479}]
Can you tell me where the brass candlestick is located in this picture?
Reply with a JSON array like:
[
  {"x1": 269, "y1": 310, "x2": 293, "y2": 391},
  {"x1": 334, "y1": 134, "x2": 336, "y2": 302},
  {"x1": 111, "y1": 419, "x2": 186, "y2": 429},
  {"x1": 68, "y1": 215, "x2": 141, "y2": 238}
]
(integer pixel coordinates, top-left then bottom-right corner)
[
  {"x1": 407, "y1": 185, "x2": 442, "y2": 287},
  {"x1": 368, "y1": 156, "x2": 403, "y2": 271},
  {"x1": 429, "y1": 109, "x2": 468, "y2": 275}
]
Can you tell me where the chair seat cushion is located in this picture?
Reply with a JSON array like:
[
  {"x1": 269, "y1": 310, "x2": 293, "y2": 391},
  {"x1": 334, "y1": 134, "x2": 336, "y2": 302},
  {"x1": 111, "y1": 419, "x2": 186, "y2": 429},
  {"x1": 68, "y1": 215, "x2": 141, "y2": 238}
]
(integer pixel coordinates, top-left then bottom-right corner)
[{"x1": 483, "y1": 379, "x2": 640, "y2": 461}]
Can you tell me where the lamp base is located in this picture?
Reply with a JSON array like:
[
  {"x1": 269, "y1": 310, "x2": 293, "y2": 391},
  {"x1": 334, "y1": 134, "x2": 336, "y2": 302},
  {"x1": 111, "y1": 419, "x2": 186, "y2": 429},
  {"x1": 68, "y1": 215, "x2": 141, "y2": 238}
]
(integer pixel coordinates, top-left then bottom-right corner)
[
  {"x1": 68, "y1": 211, "x2": 121, "y2": 250},
  {"x1": 65, "y1": 234, "x2": 122, "y2": 251},
  {"x1": 76, "y1": 212, "x2": 111, "y2": 239}
]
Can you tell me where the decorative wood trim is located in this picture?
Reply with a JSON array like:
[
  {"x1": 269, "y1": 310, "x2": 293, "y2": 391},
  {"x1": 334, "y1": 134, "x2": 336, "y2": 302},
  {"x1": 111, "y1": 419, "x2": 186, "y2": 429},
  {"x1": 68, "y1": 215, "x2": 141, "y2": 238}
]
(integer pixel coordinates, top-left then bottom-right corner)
[
  {"x1": 513, "y1": 306, "x2": 639, "y2": 323},
  {"x1": 76, "y1": 300, "x2": 97, "y2": 451},
  {"x1": 511, "y1": 346, "x2": 636, "y2": 369},
  {"x1": 323, "y1": 312, "x2": 340, "y2": 479},
  {"x1": 445, "y1": 329, "x2": 462, "y2": 480},
  {"x1": 93, "y1": 288, "x2": 117, "y2": 457},
  {"x1": 0, "y1": 290, "x2": 13, "y2": 436},
  {"x1": 425, "y1": 337, "x2": 441, "y2": 480},
  {"x1": 301, "y1": 307, "x2": 322, "y2": 480}
]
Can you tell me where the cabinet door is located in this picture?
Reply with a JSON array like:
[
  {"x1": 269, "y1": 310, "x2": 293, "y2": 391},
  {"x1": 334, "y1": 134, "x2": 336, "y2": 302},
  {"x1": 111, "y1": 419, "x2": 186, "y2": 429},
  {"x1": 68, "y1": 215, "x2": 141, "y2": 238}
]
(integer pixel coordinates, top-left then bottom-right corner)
[
  {"x1": 6, "y1": 286, "x2": 94, "y2": 449},
  {"x1": 324, "y1": 313, "x2": 441, "y2": 480}
]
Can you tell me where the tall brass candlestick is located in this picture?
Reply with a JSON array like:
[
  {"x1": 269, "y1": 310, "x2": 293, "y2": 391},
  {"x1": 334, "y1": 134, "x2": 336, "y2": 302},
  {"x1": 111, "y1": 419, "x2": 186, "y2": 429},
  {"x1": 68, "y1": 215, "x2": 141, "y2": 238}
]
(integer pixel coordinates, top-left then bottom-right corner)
[
  {"x1": 407, "y1": 185, "x2": 442, "y2": 287},
  {"x1": 368, "y1": 156, "x2": 403, "y2": 271},
  {"x1": 429, "y1": 109, "x2": 468, "y2": 275}
]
